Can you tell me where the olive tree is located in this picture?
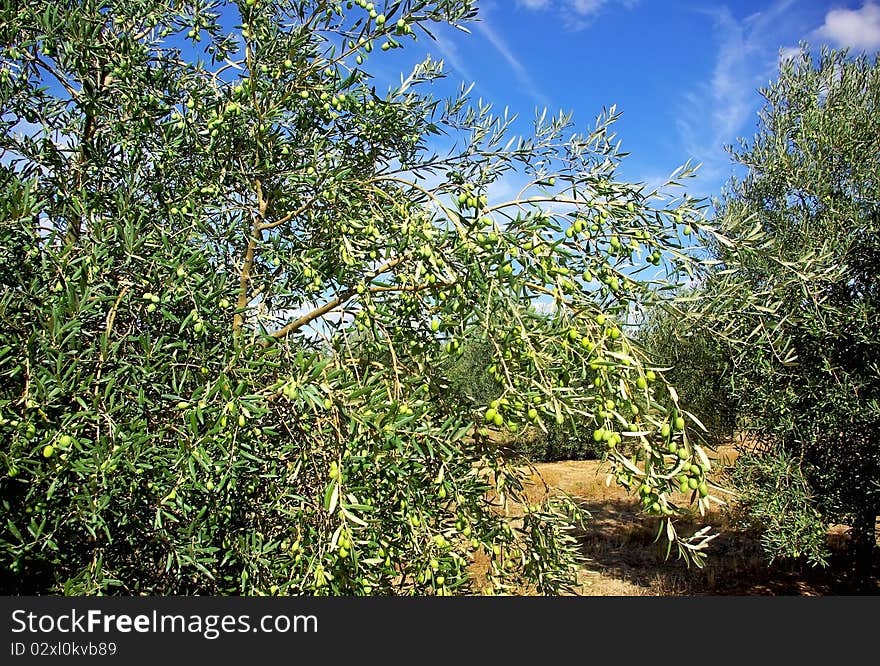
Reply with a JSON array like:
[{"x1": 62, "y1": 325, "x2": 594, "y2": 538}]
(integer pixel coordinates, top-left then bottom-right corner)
[
  {"x1": 697, "y1": 47, "x2": 880, "y2": 588},
  {"x1": 1, "y1": 0, "x2": 719, "y2": 595}
]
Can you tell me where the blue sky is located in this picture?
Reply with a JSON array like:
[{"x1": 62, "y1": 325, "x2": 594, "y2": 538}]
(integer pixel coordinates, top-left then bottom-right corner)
[
  {"x1": 8, "y1": 1, "x2": 880, "y2": 204},
  {"x1": 371, "y1": 0, "x2": 880, "y2": 199}
]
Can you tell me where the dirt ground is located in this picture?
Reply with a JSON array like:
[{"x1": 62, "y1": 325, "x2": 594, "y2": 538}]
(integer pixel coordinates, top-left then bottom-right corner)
[{"x1": 523, "y1": 451, "x2": 880, "y2": 596}]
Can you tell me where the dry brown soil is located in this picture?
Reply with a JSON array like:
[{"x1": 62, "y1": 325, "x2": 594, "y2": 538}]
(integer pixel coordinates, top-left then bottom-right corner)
[{"x1": 520, "y1": 448, "x2": 879, "y2": 596}]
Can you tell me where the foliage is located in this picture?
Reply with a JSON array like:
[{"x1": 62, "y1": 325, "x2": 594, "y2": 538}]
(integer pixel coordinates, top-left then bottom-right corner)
[
  {"x1": 1, "y1": 0, "x2": 721, "y2": 595},
  {"x1": 727, "y1": 448, "x2": 829, "y2": 567},
  {"x1": 526, "y1": 417, "x2": 605, "y2": 462},
  {"x1": 694, "y1": 46, "x2": 880, "y2": 578}
]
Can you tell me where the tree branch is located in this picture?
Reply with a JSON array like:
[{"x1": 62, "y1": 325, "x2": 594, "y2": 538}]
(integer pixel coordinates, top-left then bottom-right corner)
[
  {"x1": 234, "y1": 178, "x2": 267, "y2": 335},
  {"x1": 255, "y1": 194, "x2": 319, "y2": 231},
  {"x1": 260, "y1": 255, "x2": 407, "y2": 345}
]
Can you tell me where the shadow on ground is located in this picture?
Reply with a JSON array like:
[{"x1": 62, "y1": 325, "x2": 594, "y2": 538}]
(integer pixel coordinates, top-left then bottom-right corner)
[{"x1": 571, "y1": 497, "x2": 879, "y2": 596}]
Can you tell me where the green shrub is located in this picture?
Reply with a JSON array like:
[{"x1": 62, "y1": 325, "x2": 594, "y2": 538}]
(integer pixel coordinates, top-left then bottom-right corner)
[{"x1": 727, "y1": 449, "x2": 829, "y2": 567}]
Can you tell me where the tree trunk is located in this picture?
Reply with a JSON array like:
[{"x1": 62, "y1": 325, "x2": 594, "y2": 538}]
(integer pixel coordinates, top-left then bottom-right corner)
[{"x1": 849, "y1": 509, "x2": 877, "y2": 593}]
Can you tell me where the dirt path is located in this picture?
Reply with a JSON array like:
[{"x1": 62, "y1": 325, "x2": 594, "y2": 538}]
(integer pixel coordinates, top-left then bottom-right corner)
[{"x1": 525, "y1": 457, "x2": 879, "y2": 596}]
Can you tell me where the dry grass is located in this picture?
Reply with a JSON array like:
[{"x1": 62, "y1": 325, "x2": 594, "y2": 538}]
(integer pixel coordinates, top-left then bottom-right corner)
[
  {"x1": 464, "y1": 437, "x2": 877, "y2": 595},
  {"x1": 519, "y1": 450, "x2": 879, "y2": 596}
]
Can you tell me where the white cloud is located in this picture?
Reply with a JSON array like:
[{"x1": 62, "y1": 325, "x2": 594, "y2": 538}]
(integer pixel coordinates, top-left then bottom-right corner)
[
  {"x1": 570, "y1": 0, "x2": 609, "y2": 15},
  {"x1": 531, "y1": 297, "x2": 557, "y2": 315},
  {"x1": 816, "y1": 2, "x2": 880, "y2": 51},
  {"x1": 760, "y1": 3, "x2": 880, "y2": 77},
  {"x1": 476, "y1": 0, "x2": 639, "y2": 108},
  {"x1": 515, "y1": 0, "x2": 639, "y2": 30},
  {"x1": 517, "y1": 0, "x2": 551, "y2": 9},
  {"x1": 778, "y1": 44, "x2": 805, "y2": 64},
  {"x1": 486, "y1": 175, "x2": 521, "y2": 205}
]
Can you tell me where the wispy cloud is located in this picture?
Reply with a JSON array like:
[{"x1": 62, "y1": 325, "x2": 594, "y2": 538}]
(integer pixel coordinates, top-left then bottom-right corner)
[
  {"x1": 430, "y1": 25, "x2": 475, "y2": 83},
  {"x1": 679, "y1": 0, "x2": 880, "y2": 197},
  {"x1": 675, "y1": 0, "x2": 801, "y2": 193},
  {"x1": 515, "y1": 0, "x2": 639, "y2": 30},
  {"x1": 816, "y1": 1, "x2": 880, "y2": 51},
  {"x1": 473, "y1": 9, "x2": 551, "y2": 109},
  {"x1": 517, "y1": 0, "x2": 551, "y2": 9},
  {"x1": 778, "y1": 44, "x2": 805, "y2": 65}
]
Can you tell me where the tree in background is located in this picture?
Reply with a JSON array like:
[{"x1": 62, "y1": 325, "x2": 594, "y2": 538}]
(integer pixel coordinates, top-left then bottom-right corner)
[
  {"x1": 701, "y1": 47, "x2": 880, "y2": 589},
  {"x1": 446, "y1": 333, "x2": 606, "y2": 462},
  {"x1": 636, "y1": 290, "x2": 737, "y2": 449},
  {"x1": 1, "y1": 0, "x2": 722, "y2": 594}
]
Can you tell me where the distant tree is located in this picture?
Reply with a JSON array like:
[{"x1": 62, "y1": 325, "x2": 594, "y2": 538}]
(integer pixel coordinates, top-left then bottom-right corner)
[
  {"x1": 636, "y1": 291, "x2": 737, "y2": 448},
  {"x1": 447, "y1": 327, "x2": 605, "y2": 462}
]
